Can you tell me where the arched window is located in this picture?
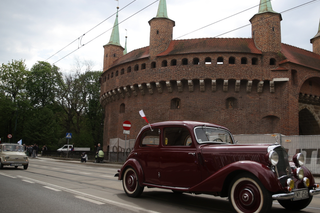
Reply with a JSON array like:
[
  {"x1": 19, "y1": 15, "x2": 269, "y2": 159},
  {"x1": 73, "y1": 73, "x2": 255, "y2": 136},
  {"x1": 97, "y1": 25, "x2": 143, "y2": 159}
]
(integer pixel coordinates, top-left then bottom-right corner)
[
  {"x1": 226, "y1": 97, "x2": 238, "y2": 109},
  {"x1": 141, "y1": 63, "x2": 146, "y2": 70},
  {"x1": 107, "y1": 74, "x2": 110, "y2": 80},
  {"x1": 162, "y1": 60, "x2": 168, "y2": 67},
  {"x1": 171, "y1": 98, "x2": 181, "y2": 109},
  {"x1": 205, "y1": 57, "x2": 212, "y2": 65},
  {"x1": 151, "y1": 62, "x2": 156, "y2": 68},
  {"x1": 193, "y1": 58, "x2": 200, "y2": 65},
  {"x1": 241, "y1": 57, "x2": 247, "y2": 64},
  {"x1": 171, "y1": 59, "x2": 177, "y2": 66},
  {"x1": 270, "y1": 58, "x2": 276, "y2": 65},
  {"x1": 229, "y1": 57, "x2": 235, "y2": 64},
  {"x1": 134, "y1": 64, "x2": 139, "y2": 71},
  {"x1": 120, "y1": 103, "x2": 125, "y2": 113},
  {"x1": 111, "y1": 72, "x2": 114, "y2": 78},
  {"x1": 127, "y1": 66, "x2": 131, "y2": 73},
  {"x1": 121, "y1": 68, "x2": 124, "y2": 75},
  {"x1": 217, "y1": 57, "x2": 223, "y2": 64},
  {"x1": 115, "y1": 71, "x2": 119, "y2": 76},
  {"x1": 252, "y1": 57, "x2": 258, "y2": 65},
  {"x1": 182, "y1": 58, "x2": 188, "y2": 65}
]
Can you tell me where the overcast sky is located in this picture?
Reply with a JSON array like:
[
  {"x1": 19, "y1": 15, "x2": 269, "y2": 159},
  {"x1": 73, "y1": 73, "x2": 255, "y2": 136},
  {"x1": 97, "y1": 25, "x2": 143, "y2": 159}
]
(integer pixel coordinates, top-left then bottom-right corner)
[{"x1": 0, "y1": 0, "x2": 319, "y2": 74}]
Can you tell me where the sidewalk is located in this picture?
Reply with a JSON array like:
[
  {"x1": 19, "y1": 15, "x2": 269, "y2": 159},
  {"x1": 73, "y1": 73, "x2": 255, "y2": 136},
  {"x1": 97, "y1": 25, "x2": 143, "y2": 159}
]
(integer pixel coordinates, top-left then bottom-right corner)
[{"x1": 37, "y1": 156, "x2": 123, "y2": 169}]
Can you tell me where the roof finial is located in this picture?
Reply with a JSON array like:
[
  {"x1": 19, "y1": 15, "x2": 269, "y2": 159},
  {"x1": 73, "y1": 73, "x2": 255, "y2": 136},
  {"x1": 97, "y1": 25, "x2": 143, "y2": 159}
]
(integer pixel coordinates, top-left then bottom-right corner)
[
  {"x1": 124, "y1": 29, "x2": 128, "y2": 55},
  {"x1": 108, "y1": 6, "x2": 121, "y2": 46},
  {"x1": 156, "y1": 0, "x2": 168, "y2": 18},
  {"x1": 258, "y1": 0, "x2": 276, "y2": 14}
]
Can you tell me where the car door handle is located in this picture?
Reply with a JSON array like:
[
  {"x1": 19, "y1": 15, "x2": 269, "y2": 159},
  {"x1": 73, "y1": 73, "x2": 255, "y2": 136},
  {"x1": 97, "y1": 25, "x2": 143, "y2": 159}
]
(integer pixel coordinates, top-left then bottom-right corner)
[{"x1": 188, "y1": 152, "x2": 196, "y2": 156}]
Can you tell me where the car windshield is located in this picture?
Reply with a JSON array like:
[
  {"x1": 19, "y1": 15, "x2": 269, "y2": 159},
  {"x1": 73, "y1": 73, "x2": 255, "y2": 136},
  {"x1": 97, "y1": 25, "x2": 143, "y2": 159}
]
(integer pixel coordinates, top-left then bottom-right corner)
[
  {"x1": 2, "y1": 145, "x2": 24, "y2": 152},
  {"x1": 194, "y1": 126, "x2": 234, "y2": 144}
]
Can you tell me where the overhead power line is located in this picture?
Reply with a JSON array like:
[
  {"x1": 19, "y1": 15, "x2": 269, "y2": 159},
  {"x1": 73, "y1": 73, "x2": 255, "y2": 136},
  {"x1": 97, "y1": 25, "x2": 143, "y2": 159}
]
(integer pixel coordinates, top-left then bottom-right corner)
[
  {"x1": 50, "y1": 0, "x2": 318, "y2": 65},
  {"x1": 46, "y1": 0, "x2": 139, "y2": 62},
  {"x1": 50, "y1": 0, "x2": 160, "y2": 65}
]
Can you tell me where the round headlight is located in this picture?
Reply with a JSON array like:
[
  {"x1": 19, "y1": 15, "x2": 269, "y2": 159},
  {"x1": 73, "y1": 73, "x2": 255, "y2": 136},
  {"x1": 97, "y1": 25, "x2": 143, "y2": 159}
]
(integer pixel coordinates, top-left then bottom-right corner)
[
  {"x1": 269, "y1": 150, "x2": 279, "y2": 166},
  {"x1": 303, "y1": 177, "x2": 310, "y2": 187},
  {"x1": 293, "y1": 153, "x2": 304, "y2": 167},
  {"x1": 295, "y1": 167, "x2": 304, "y2": 180}
]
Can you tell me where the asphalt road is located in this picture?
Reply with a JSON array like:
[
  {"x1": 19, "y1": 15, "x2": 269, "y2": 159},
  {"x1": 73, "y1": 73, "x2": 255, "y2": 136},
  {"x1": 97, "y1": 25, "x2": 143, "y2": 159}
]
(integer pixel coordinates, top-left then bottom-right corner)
[{"x1": 0, "y1": 157, "x2": 320, "y2": 213}]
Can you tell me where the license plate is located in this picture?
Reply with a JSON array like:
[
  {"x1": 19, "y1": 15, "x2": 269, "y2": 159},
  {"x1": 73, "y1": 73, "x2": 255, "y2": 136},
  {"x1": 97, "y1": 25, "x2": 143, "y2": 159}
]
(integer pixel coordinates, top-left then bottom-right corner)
[
  {"x1": 293, "y1": 189, "x2": 309, "y2": 201},
  {"x1": 11, "y1": 164, "x2": 22, "y2": 166}
]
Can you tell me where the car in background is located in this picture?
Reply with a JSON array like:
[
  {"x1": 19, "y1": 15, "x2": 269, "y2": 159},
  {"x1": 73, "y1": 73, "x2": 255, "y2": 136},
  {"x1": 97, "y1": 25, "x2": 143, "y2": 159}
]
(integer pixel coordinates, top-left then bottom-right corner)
[
  {"x1": 116, "y1": 121, "x2": 320, "y2": 213},
  {"x1": 0, "y1": 143, "x2": 29, "y2": 170}
]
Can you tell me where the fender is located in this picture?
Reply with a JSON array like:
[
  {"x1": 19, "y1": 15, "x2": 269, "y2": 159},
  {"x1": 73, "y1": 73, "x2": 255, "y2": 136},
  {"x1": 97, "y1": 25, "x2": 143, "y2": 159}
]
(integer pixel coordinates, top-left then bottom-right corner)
[
  {"x1": 118, "y1": 158, "x2": 145, "y2": 187},
  {"x1": 189, "y1": 161, "x2": 283, "y2": 193}
]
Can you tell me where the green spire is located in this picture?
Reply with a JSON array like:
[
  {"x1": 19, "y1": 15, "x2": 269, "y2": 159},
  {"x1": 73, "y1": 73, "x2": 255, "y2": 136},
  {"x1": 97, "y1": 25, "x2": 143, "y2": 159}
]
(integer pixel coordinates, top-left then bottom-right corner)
[
  {"x1": 258, "y1": 0, "x2": 276, "y2": 14},
  {"x1": 108, "y1": 7, "x2": 121, "y2": 46},
  {"x1": 156, "y1": 0, "x2": 168, "y2": 18}
]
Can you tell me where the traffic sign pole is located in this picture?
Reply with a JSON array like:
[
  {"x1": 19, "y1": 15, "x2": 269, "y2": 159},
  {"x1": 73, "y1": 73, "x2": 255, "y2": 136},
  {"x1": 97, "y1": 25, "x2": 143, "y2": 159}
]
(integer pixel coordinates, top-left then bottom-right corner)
[{"x1": 123, "y1": 121, "x2": 131, "y2": 156}]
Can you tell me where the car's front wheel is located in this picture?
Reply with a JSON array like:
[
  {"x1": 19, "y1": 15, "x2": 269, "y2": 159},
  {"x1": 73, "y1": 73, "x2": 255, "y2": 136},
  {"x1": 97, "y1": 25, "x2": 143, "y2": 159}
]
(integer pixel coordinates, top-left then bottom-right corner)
[
  {"x1": 23, "y1": 164, "x2": 28, "y2": 170},
  {"x1": 229, "y1": 173, "x2": 272, "y2": 213},
  {"x1": 0, "y1": 160, "x2": 3, "y2": 169},
  {"x1": 278, "y1": 196, "x2": 313, "y2": 211},
  {"x1": 122, "y1": 167, "x2": 144, "y2": 197}
]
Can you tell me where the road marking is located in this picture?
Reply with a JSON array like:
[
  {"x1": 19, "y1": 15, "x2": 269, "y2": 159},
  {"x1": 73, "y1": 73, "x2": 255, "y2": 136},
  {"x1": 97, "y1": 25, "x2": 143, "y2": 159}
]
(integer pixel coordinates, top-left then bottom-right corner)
[
  {"x1": 43, "y1": 186, "x2": 61, "y2": 191},
  {"x1": 100, "y1": 175, "x2": 115, "y2": 178},
  {"x1": 22, "y1": 179, "x2": 35, "y2": 183},
  {"x1": 0, "y1": 172, "x2": 16, "y2": 178},
  {"x1": 78, "y1": 172, "x2": 91, "y2": 175},
  {"x1": 17, "y1": 175, "x2": 160, "y2": 213},
  {"x1": 75, "y1": 196, "x2": 105, "y2": 205}
]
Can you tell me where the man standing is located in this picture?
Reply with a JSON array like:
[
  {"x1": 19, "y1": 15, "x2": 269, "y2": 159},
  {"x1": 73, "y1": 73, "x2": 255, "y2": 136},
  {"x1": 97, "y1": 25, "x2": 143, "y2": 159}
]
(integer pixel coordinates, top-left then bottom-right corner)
[{"x1": 32, "y1": 144, "x2": 38, "y2": 158}]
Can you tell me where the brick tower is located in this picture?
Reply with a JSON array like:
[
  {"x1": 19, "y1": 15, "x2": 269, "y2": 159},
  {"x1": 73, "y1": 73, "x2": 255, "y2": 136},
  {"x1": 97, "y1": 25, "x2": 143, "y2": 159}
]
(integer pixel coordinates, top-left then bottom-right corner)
[
  {"x1": 250, "y1": 0, "x2": 282, "y2": 52},
  {"x1": 148, "y1": 0, "x2": 175, "y2": 58},
  {"x1": 311, "y1": 20, "x2": 320, "y2": 55},
  {"x1": 103, "y1": 7, "x2": 124, "y2": 72}
]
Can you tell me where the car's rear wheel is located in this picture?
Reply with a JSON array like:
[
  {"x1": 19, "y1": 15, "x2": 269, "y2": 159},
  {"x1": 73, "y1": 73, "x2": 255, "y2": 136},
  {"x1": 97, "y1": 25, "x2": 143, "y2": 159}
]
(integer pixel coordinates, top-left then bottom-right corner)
[
  {"x1": 229, "y1": 173, "x2": 272, "y2": 213},
  {"x1": 122, "y1": 167, "x2": 144, "y2": 197},
  {"x1": 278, "y1": 196, "x2": 313, "y2": 210},
  {"x1": 23, "y1": 164, "x2": 28, "y2": 170}
]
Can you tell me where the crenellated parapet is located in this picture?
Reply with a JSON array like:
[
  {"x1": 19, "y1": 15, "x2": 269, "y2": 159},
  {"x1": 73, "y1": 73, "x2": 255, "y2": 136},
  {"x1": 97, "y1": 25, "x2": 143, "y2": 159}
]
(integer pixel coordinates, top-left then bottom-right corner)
[{"x1": 100, "y1": 78, "x2": 276, "y2": 106}]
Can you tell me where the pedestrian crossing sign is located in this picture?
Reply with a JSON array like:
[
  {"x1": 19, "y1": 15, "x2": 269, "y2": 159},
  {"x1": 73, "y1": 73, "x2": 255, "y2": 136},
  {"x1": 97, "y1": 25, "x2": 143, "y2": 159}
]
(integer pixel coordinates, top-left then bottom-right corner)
[{"x1": 66, "y1": 133, "x2": 72, "y2": 139}]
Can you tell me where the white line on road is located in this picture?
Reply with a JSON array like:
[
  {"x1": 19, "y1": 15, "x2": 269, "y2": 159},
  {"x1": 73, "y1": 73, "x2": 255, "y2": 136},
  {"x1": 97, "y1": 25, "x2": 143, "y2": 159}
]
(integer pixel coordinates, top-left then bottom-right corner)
[
  {"x1": 100, "y1": 175, "x2": 115, "y2": 178},
  {"x1": 22, "y1": 179, "x2": 35, "y2": 183},
  {"x1": 17, "y1": 175, "x2": 160, "y2": 213},
  {"x1": 0, "y1": 172, "x2": 16, "y2": 178},
  {"x1": 75, "y1": 196, "x2": 105, "y2": 205},
  {"x1": 43, "y1": 186, "x2": 61, "y2": 192}
]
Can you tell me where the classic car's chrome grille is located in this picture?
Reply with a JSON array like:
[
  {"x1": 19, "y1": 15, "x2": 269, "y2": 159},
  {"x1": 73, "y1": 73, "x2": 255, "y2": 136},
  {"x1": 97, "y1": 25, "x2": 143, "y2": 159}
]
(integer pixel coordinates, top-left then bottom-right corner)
[{"x1": 274, "y1": 146, "x2": 291, "y2": 186}]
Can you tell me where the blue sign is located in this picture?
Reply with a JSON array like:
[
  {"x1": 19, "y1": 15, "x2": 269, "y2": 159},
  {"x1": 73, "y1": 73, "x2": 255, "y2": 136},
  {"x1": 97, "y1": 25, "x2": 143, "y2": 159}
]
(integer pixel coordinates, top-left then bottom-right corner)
[{"x1": 66, "y1": 133, "x2": 72, "y2": 139}]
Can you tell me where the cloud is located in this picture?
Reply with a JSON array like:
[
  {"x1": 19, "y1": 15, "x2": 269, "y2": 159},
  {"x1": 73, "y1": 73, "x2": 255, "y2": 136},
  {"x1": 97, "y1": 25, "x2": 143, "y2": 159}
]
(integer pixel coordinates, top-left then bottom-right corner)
[{"x1": 0, "y1": 0, "x2": 319, "y2": 74}]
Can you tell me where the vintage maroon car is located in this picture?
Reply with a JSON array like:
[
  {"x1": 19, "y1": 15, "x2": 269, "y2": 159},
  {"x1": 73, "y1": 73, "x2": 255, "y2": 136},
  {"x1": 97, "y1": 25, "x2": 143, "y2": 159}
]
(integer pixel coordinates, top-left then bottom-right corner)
[{"x1": 115, "y1": 121, "x2": 320, "y2": 212}]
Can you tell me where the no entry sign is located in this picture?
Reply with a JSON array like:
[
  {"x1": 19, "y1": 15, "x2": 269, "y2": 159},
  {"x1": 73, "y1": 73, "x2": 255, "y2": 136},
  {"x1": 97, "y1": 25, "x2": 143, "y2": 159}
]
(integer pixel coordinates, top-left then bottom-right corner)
[{"x1": 123, "y1": 120, "x2": 131, "y2": 130}]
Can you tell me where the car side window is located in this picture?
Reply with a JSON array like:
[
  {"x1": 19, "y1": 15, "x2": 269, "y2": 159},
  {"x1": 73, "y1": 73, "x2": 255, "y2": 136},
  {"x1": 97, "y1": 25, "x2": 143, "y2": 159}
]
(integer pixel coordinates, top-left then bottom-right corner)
[
  {"x1": 141, "y1": 128, "x2": 160, "y2": 147},
  {"x1": 164, "y1": 127, "x2": 192, "y2": 146}
]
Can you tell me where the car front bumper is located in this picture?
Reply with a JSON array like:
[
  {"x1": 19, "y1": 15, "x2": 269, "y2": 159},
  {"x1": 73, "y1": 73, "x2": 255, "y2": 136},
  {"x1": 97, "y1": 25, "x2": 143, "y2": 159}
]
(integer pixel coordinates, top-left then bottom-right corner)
[
  {"x1": 2, "y1": 161, "x2": 28, "y2": 166},
  {"x1": 272, "y1": 188, "x2": 320, "y2": 200}
]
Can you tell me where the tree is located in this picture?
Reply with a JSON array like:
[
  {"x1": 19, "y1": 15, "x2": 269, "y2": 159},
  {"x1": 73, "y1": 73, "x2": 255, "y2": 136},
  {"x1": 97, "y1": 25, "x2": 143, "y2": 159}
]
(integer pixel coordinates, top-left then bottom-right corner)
[
  {"x1": 0, "y1": 60, "x2": 29, "y2": 142},
  {"x1": 0, "y1": 59, "x2": 28, "y2": 103},
  {"x1": 26, "y1": 61, "x2": 63, "y2": 108}
]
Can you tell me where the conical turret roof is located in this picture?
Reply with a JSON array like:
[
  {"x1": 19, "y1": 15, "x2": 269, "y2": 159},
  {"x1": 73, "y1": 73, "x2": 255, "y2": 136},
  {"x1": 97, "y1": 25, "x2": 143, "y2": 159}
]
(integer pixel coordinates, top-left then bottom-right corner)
[
  {"x1": 108, "y1": 7, "x2": 121, "y2": 46},
  {"x1": 311, "y1": 19, "x2": 320, "y2": 41},
  {"x1": 156, "y1": 0, "x2": 168, "y2": 18},
  {"x1": 258, "y1": 0, "x2": 277, "y2": 14}
]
